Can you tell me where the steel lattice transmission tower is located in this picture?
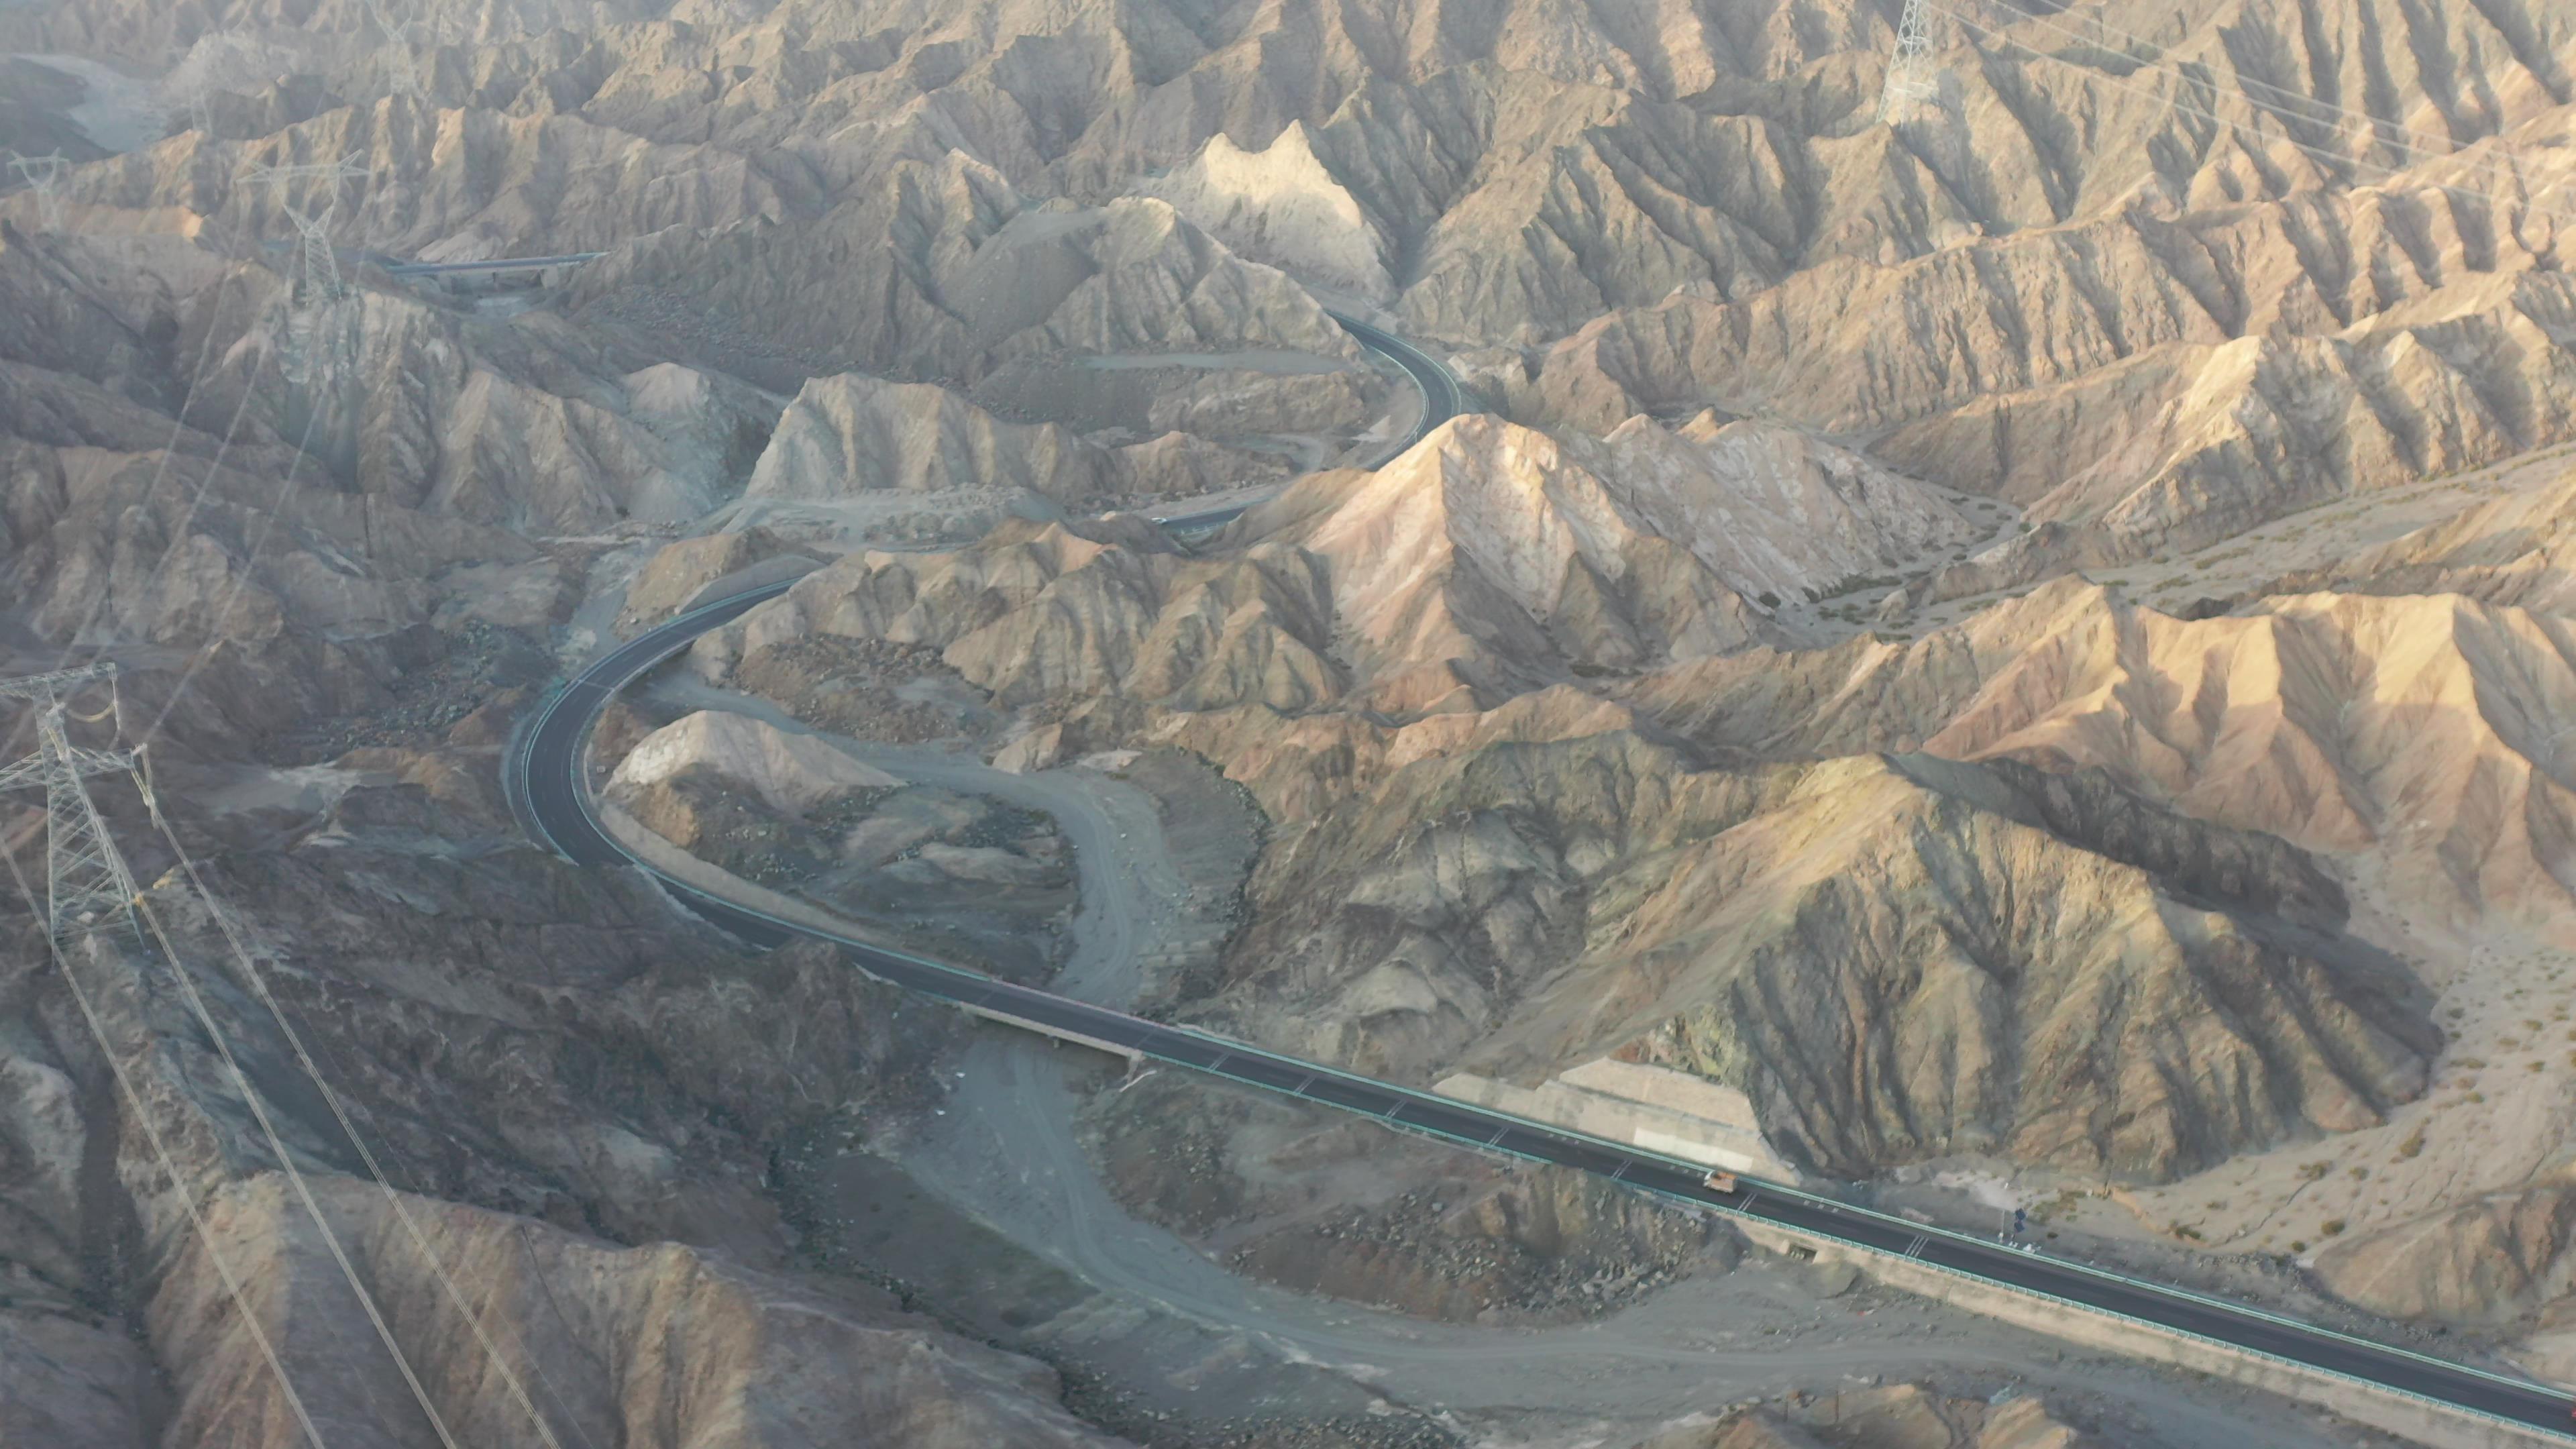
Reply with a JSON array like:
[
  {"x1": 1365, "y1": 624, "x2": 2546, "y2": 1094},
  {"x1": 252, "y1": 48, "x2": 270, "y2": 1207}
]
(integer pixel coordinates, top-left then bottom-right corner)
[
  {"x1": 241, "y1": 155, "x2": 366, "y2": 305},
  {"x1": 0, "y1": 664, "x2": 146, "y2": 943},
  {"x1": 1877, "y1": 0, "x2": 1939, "y2": 123},
  {"x1": 240, "y1": 154, "x2": 368, "y2": 380},
  {"x1": 358, "y1": 0, "x2": 425, "y2": 102},
  {"x1": 7, "y1": 152, "x2": 70, "y2": 230}
]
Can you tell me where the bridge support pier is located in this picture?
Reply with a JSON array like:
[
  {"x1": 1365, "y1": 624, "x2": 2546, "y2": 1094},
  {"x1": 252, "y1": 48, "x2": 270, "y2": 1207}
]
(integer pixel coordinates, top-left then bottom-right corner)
[{"x1": 955, "y1": 1002, "x2": 1142, "y2": 1063}]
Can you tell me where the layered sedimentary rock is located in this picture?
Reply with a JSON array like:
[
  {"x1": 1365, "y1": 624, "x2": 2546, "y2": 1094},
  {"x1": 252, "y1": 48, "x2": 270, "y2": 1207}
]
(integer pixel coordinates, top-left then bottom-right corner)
[
  {"x1": 2286, "y1": 460, "x2": 2576, "y2": 613},
  {"x1": 1146, "y1": 123, "x2": 1396, "y2": 300},
  {"x1": 1203, "y1": 731, "x2": 2432, "y2": 1182},
  {"x1": 150, "y1": 1176, "x2": 1126, "y2": 1449},
  {"x1": 1625, "y1": 580, "x2": 2576, "y2": 938},
  {"x1": 11, "y1": 0, "x2": 2576, "y2": 1411},
  {"x1": 615, "y1": 527, "x2": 823, "y2": 631},
  {"x1": 704, "y1": 415, "x2": 1987, "y2": 718},
  {"x1": 1647, "y1": 1383, "x2": 2106, "y2": 1449},
  {"x1": 568, "y1": 175, "x2": 1360, "y2": 390},
  {"x1": 746, "y1": 372, "x2": 1284, "y2": 508},
  {"x1": 609, "y1": 708, "x2": 898, "y2": 814},
  {"x1": 2315, "y1": 1171, "x2": 2576, "y2": 1325}
]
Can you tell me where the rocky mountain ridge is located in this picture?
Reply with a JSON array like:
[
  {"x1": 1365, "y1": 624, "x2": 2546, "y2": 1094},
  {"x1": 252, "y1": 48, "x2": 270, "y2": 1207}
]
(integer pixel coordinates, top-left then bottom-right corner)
[{"x1": 6, "y1": 0, "x2": 2576, "y2": 1439}]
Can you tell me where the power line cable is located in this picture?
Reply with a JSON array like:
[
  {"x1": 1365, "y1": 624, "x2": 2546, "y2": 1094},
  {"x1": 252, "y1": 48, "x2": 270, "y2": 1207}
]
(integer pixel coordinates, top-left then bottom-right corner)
[
  {"x1": 26, "y1": 150, "x2": 592, "y2": 1449},
  {"x1": 111, "y1": 789, "x2": 470, "y2": 1449},
  {"x1": 13, "y1": 142, "x2": 361, "y2": 716},
  {"x1": 0, "y1": 210, "x2": 272, "y2": 763},
  {"x1": 1919, "y1": 0, "x2": 2576, "y2": 233},
  {"x1": 74, "y1": 337, "x2": 286, "y2": 669},
  {"x1": 133, "y1": 349, "x2": 339, "y2": 747},
  {"x1": 6, "y1": 250, "x2": 575, "y2": 1442},
  {"x1": 97, "y1": 170, "x2": 406, "y2": 749},
  {"x1": 1938, "y1": 0, "x2": 2569, "y2": 201},
  {"x1": 1954, "y1": 0, "x2": 2563, "y2": 173},
  {"x1": 278, "y1": 980, "x2": 608, "y2": 1449},
  {"x1": 281, "y1": 995, "x2": 608, "y2": 1449},
  {"x1": 110, "y1": 161, "x2": 392, "y2": 669},
  {"x1": 138, "y1": 782, "x2": 574, "y2": 1449},
  {"x1": 50, "y1": 280, "x2": 256, "y2": 653},
  {"x1": 12, "y1": 62, "x2": 569, "y2": 1448},
  {"x1": 93, "y1": 170, "x2": 358, "y2": 645},
  {"x1": 0, "y1": 751, "x2": 330, "y2": 1449}
]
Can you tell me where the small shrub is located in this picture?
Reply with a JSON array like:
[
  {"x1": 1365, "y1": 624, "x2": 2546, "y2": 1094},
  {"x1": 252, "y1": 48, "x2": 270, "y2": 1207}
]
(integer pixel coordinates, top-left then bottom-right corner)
[{"x1": 2320, "y1": 1220, "x2": 2347, "y2": 1236}]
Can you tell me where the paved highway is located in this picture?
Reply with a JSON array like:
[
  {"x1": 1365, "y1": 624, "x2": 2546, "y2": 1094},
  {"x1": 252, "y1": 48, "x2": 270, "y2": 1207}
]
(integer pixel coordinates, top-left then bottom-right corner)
[
  {"x1": 372, "y1": 253, "x2": 1440, "y2": 533},
  {"x1": 511, "y1": 581, "x2": 2575, "y2": 1442},
  {"x1": 1150, "y1": 311, "x2": 1465, "y2": 529},
  {"x1": 381, "y1": 252, "x2": 610, "y2": 276},
  {"x1": 1336, "y1": 311, "x2": 1468, "y2": 429}
]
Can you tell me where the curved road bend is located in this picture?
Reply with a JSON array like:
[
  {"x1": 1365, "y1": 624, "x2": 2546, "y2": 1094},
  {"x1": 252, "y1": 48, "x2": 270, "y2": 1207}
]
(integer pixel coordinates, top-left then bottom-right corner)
[
  {"x1": 1150, "y1": 311, "x2": 1464, "y2": 529},
  {"x1": 439, "y1": 249, "x2": 2574, "y2": 1435},
  {"x1": 513, "y1": 581, "x2": 2575, "y2": 1440}
]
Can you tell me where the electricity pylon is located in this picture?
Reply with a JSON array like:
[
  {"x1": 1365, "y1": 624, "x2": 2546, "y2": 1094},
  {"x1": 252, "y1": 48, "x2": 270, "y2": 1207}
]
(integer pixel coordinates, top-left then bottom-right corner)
[
  {"x1": 7, "y1": 152, "x2": 70, "y2": 230},
  {"x1": 239, "y1": 155, "x2": 368, "y2": 381},
  {"x1": 358, "y1": 0, "x2": 425, "y2": 102},
  {"x1": 1877, "y1": 0, "x2": 1939, "y2": 124},
  {"x1": 240, "y1": 155, "x2": 366, "y2": 304},
  {"x1": 0, "y1": 664, "x2": 145, "y2": 943}
]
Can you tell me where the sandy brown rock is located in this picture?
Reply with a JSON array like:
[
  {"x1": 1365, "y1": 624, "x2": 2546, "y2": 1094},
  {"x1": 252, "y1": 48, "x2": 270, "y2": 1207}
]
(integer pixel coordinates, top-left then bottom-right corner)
[
  {"x1": 1638, "y1": 1381, "x2": 2102, "y2": 1448},
  {"x1": 746, "y1": 372, "x2": 1286, "y2": 509},
  {"x1": 1146, "y1": 122, "x2": 1395, "y2": 299},
  {"x1": 11, "y1": 0, "x2": 2576, "y2": 1428},
  {"x1": 0, "y1": 1311, "x2": 156, "y2": 1448},
  {"x1": 571, "y1": 168, "x2": 1359, "y2": 391},
  {"x1": 1625, "y1": 580, "x2": 2576, "y2": 939},
  {"x1": 153, "y1": 1175, "x2": 1130, "y2": 1449},
  {"x1": 707, "y1": 415, "x2": 1980, "y2": 726},
  {"x1": 608, "y1": 708, "x2": 898, "y2": 814},
  {"x1": 615, "y1": 527, "x2": 823, "y2": 632},
  {"x1": 1515, "y1": 161, "x2": 2576, "y2": 583},
  {"x1": 2282, "y1": 458, "x2": 2576, "y2": 612},
  {"x1": 2314, "y1": 1170, "x2": 2576, "y2": 1324},
  {"x1": 1208, "y1": 733, "x2": 2432, "y2": 1181}
]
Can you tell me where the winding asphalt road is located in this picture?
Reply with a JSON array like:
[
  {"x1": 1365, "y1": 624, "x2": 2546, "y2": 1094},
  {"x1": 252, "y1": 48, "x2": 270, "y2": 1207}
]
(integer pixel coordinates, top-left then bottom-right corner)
[
  {"x1": 1150, "y1": 311, "x2": 1463, "y2": 529},
  {"x1": 506, "y1": 315, "x2": 2576, "y2": 1442}
]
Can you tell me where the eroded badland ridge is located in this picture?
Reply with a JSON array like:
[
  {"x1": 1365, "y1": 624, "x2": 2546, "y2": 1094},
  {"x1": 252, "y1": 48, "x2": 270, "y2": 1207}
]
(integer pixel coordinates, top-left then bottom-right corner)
[{"x1": 1, "y1": 0, "x2": 2574, "y2": 1444}]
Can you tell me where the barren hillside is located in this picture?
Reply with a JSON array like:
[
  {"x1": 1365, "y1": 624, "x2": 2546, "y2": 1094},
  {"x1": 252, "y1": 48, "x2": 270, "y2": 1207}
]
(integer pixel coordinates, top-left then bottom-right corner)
[{"x1": 3, "y1": 0, "x2": 2575, "y2": 1444}]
